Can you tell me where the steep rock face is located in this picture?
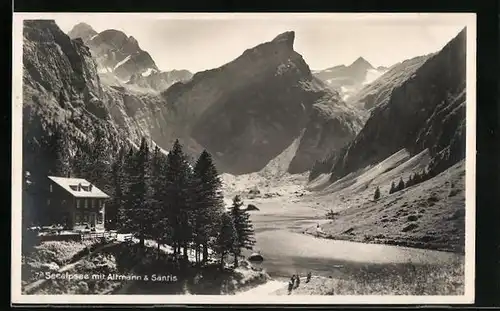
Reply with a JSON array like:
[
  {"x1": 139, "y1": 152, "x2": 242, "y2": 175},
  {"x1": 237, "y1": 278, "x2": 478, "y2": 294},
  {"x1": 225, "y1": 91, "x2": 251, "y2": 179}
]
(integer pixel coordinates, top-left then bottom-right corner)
[
  {"x1": 287, "y1": 87, "x2": 363, "y2": 174},
  {"x1": 163, "y1": 31, "x2": 361, "y2": 174},
  {"x1": 346, "y1": 54, "x2": 433, "y2": 110},
  {"x1": 68, "y1": 26, "x2": 159, "y2": 81},
  {"x1": 23, "y1": 20, "x2": 126, "y2": 169},
  {"x1": 128, "y1": 69, "x2": 193, "y2": 92},
  {"x1": 330, "y1": 28, "x2": 466, "y2": 181},
  {"x1": 23, "y1": 20, "x2": 183, "y2": 165},
  {"x1": 26, "y1": 22, "x2": 361, "y2": 176}
]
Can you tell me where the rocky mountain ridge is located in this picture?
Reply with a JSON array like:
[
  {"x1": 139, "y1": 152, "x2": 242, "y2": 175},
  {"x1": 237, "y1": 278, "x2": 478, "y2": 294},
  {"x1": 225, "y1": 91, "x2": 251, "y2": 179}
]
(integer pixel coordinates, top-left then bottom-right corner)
[
  {"x1": 346, "y1": 54, "x2": 434, "y2": 110},
  {"x1": 24, "y1": 21, "x2": 362, "y2": 178},
  {"x1": 328, "y1": 28, "x2": 467, "y2": 183},
  {"x1": 161, "y1": 31, "x2": 363, "y2": 174},
  {"x1": 67, "y1": 22, "x2": 193, "y2": 92},
  {"x1": 313, "y1": 57, "x2": 387, "y2": 102}
]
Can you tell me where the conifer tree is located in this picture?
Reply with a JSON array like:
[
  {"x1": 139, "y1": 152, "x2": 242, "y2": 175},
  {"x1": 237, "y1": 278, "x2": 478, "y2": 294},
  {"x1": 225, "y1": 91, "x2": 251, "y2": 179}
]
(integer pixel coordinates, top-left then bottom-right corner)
[
  {"x1": 192, "y1": 150, "x2": 225, "y2": 263},
  {"x1": 88, "y1": 128, "x2": 112, "y2": 194},
  {"x1": 127, "y1": 137, "x2": 153, "y2": 247},
  {"x1": 72, "y1": 142, "x2": 92, "y2": 179},
  {"x1": 214, "y1": 212, "x2": 237, "y2": 270},
  {"x1": 150, "y1": 145, "x2": 172, "y2": 253},
  {"x1": 373, "y1": 186, "x2": 381, "y2": 200},
  {"x1": 52, "y1": 125, "x2": 71, "y2": 177},
  {"x1": 415, "y1": 171, "x2": 422, "y2": 184},
  {"x1": 164, "y1": 139, "x2": 193, "y2": 260},
  {"x1": 230, "y1": 195, "x2": 255, "y2": 268},
  {"x1": 389, "y1": 181, "x2": 396, "y2": 194},
  {"x1": 118, "y1": 147, "x2": 136, "y2": 233},
  {"x1": 108, "y1": 147, "x2": 126, "y2": 230},
  {"x1": 397, "y1": 177, "x2": 405, "y2": 191},
  {"x1": 408, "y1": 174, "x2": 415, "y2": 187}
]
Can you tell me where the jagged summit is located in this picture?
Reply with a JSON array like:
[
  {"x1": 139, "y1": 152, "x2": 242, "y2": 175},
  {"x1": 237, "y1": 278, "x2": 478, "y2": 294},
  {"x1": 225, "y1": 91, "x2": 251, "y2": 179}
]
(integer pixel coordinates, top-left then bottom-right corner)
[
  {"x1": 350, "y1": 57, "x2": 374, "y2": 70},
  {"x1": 67, "y1": 22, "x2": 98, "y2": 43},
  {"x1": 70, "y1": 22, "x2": 95, "y2": 33},
  {"x1": 271, "y1": 31, "x2": 295, "y2": 49}
]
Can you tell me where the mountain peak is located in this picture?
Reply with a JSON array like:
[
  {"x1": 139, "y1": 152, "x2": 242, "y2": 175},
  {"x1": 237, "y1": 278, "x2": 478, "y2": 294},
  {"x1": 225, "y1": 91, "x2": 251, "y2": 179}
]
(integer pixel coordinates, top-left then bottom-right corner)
[
  {"x1": 71, "y1": 22, "x2": 95, "y2": 32},
  {"x1": 350, "y1": 57, "x2": 374, "y2": 69},
  {"x1": 271, "y1": 31, "x2": 295, "y2": 49},
  {"x1": 68, "y1": 22, "x2": 98, "y2": 42}
]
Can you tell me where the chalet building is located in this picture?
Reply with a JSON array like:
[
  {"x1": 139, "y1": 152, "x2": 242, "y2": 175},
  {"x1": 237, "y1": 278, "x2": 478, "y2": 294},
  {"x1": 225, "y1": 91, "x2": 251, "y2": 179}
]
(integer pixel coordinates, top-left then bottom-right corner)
[{"x1": 47, "y1": 176, "x2": 110, "y2": 231}]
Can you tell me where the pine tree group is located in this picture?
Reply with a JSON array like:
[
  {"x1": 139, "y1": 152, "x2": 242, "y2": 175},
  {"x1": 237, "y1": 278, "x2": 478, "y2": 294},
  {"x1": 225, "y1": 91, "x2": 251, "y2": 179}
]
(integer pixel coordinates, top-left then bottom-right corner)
[
  {"x1": 230, "y1": 195, "x2": 256, "y2": 268},
  {"x1": 24, "y1": 127, "x2": 257, "y2": 271},
  {"x1": 388, "y1": 168, "x2": 435, "y2": 195}
]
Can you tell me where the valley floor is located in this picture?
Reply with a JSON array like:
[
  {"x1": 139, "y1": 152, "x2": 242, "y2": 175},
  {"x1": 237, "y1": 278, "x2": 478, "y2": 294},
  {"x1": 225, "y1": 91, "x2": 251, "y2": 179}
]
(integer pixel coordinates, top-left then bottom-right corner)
[
  {"x1": 21, "y1": 150, "x2": 467, "y2": 296},
  {"x1": 223, "y1": 149, "x2": 466, "y2": 296}
]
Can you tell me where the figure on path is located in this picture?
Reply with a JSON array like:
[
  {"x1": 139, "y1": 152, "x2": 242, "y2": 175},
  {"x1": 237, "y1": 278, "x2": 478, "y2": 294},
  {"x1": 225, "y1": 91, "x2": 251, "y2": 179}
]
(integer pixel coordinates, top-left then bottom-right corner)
[
  {"x1": 316, "y1": 223, "x2": 323, "y2": 237},
  {"x1": 295, "y1": 274, "x2": 300, "y2": 288},
  {"x1": 287, "y1": 279, "x2": 293, "y2": 295},
  {"x1": 306, "y1": 272, "x2": 311, "y2": 283}
]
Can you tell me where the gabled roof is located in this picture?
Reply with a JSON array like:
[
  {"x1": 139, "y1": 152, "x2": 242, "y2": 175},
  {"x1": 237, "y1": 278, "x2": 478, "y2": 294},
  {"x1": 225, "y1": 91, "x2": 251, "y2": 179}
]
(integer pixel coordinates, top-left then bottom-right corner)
[{"x1": 48, "y1": 176, "x2": 110, "y2": 198}]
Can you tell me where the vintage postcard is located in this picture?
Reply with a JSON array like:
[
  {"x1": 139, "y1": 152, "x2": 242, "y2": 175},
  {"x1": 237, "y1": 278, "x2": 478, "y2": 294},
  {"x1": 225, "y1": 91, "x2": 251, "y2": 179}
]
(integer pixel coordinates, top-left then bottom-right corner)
[{"x1": 11, "y1": 12, "x2": 476, "y2": 305}]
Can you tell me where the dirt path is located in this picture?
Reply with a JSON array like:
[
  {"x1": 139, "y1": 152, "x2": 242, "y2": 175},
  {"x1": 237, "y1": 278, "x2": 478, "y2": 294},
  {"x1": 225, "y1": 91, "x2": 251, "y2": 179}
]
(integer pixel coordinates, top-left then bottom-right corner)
[{"x1": 235, "y1": 279, "x2": 287, "y2": 296}]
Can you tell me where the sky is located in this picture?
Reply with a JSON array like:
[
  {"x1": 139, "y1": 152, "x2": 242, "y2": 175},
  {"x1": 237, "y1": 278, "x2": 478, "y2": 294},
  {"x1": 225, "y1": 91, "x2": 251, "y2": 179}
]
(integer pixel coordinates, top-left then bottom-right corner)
[{"x1": 44, "y1": 13, "x2": 471, "y2": 73}]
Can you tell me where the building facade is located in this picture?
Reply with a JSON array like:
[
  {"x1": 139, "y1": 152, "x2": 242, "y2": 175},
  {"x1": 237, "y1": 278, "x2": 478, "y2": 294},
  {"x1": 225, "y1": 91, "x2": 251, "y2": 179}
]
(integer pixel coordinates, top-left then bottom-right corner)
[{"x1": 47, "y1": 176, "x2": 110, "y2": 231}]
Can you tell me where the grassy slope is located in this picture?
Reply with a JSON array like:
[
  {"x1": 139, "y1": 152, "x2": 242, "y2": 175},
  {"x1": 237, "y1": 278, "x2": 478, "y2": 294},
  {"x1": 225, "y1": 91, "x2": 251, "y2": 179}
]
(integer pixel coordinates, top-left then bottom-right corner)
[
  {"x1": 306, "y1": 159, "x2": 465, "y2": 253},
  {"x1": 23, "y1": 240, "x2": 269, "y2": 295},
  {"x1": 22, "y1": 240, "x2": 96, "y2": 284},
  {"x1": 272, "y1": 258, "x2": 463, "y2": 295}
]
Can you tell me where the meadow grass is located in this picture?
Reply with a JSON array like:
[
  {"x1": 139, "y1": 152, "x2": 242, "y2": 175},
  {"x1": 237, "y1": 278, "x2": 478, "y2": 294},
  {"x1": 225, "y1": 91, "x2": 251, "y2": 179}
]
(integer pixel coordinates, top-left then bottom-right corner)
[{"x1": 275, "y1": 259, "x2": 464, "y2": 295}]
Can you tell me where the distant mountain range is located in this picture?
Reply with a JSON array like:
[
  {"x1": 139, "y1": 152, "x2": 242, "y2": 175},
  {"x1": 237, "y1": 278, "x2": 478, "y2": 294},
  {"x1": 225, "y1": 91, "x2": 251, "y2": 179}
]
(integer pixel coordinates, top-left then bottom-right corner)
[
  {"x1": 310, "y1": 28, "x2": 466, "y2": 183},
  {"x1": 23, "y1": 19, "x2": 466, "y2": 187},
  {"x1": 67, "y1": 22, "x2": 193, "y2": 92},
  {"x1": 312, "y1": 57, "x2": 388, "y2": 101},
  {"x1": 23, "y1": 21, "x2": 362, "y2": 177}
]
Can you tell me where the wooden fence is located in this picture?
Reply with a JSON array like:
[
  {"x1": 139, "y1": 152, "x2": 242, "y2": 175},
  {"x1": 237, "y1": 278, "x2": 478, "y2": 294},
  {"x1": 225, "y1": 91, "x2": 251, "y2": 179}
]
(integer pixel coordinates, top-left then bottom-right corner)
[
  {"x1": 38, "y1": 230, "x2": 118, "y2": 242},
  {"x1": 80, "y1": 231, "x2": 118, "y2": 241}
]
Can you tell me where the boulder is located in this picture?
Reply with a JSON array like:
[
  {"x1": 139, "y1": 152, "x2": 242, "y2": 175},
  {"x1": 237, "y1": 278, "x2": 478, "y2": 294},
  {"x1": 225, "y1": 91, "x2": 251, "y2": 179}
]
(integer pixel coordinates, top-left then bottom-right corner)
[{"x1": 246, "y1": 204, "x2": 260, "y2": 211}]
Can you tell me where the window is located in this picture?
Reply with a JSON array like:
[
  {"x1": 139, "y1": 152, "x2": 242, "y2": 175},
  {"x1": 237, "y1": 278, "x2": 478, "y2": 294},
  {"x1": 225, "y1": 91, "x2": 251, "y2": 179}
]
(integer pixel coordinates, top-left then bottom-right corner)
[
  {"x1": 97, "y1": 212, "x2": 104, "y2": 224},
  {"x1": 84, "y1": 199, "x2": 88, "y2": 209},
  {"x1": 46, "y1": 199, "x2": 50, "y2": 206},
  {"x1": 75, "y1": 213, "x2": 81, "y2": 224},
  {"x1": 49, "y1": 184, "x2": 53, "y2": 193},
  {"x1": 91, "y1": 199, "x2": 96, "y2": 209},
  {"x1": 83, "y1": 213, "x2": 89, "y2": 223},
  {"x1": 76, "y1": 199, "x2": 80, "y2": 209}
]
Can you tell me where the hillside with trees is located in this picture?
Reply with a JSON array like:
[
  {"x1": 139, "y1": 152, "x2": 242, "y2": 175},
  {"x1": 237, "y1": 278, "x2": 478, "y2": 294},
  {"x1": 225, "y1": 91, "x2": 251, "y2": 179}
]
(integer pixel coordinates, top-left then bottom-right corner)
[{"x1": 23, "y1": 129, "x2": 259, "y2": 292}]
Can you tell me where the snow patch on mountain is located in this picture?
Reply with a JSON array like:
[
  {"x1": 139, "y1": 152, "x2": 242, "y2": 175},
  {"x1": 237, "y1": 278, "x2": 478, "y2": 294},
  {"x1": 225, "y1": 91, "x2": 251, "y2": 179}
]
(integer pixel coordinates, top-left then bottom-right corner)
[
  {"x1": 362, "y1": 68, "x2": 387, "y2": 85},
  {"x1": 114, "y1": 55, "x2": 132, "y2": 70},
  {"x1": 141, "y1": 68, "x2": 157, "y2": 77}
]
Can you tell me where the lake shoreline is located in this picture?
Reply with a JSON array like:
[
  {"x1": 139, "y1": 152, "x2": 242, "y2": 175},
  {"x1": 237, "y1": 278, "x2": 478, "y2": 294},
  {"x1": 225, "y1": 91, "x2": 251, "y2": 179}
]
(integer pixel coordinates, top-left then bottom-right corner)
[{"x1": 299, "y1": 227, "x2": 465, "y2": 255}]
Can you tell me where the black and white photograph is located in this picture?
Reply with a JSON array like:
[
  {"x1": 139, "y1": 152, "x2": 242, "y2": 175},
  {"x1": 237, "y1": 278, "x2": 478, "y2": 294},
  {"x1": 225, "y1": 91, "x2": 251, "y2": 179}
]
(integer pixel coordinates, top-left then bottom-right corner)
[{"x1": 11, "y1": 13, "x2": 476, "y2": 304}]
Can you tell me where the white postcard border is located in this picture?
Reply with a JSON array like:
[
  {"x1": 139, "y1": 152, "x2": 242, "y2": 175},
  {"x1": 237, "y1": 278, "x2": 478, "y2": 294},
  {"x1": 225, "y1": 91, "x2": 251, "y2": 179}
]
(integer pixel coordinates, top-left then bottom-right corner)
[{"x1": 11, "y1": 12, "x2": 477, "y2": 305}]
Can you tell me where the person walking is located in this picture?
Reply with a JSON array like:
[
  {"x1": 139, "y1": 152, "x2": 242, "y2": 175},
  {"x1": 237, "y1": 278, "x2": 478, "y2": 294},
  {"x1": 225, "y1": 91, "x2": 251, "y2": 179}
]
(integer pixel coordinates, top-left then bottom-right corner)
[
  {"x1": 295, "y1": 274, "x2": 301, "y2": 288},
  {"x1": 287, "y1": 279, "x2": 294, "y2": 295},
  {"x1": 306, "y1": 272, "x2": 311, "y2": 283}
]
